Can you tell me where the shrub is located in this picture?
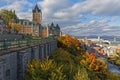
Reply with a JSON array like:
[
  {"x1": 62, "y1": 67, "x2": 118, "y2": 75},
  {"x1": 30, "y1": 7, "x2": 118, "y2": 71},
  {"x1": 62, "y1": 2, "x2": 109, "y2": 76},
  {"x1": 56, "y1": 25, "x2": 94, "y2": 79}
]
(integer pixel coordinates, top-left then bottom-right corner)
[
  {"x1": 25, "y1": 58, "x2": 66, "y2": 80},
  {"x1": 115, "y1": 59, "x2": 120, "y2": 66},
  {"x1": 74, "y1": 67, "x2": 90, "y2": 80}
]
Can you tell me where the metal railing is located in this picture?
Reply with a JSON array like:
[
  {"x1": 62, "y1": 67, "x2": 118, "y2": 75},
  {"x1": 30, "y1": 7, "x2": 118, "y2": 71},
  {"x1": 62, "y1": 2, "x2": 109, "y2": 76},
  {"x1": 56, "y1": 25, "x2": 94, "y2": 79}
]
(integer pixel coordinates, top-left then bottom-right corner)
[{"x1": 0, "y1": 37, "x2": 56, "y2": 50}]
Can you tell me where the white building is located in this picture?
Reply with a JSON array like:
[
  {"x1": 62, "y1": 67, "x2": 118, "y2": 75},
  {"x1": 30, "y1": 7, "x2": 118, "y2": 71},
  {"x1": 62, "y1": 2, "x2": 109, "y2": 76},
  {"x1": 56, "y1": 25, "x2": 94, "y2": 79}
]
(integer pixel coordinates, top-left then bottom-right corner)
[{"x1": 102, "y1": 46, "x2": 117, "y2": 56}]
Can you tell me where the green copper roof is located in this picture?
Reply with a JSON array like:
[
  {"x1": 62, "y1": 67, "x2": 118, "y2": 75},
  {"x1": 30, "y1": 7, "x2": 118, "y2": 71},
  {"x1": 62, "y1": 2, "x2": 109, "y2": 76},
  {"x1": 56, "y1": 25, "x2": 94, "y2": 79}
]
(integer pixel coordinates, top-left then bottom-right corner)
[{"x1": 15, "y1": 19, "x2": 39, "y2": 25}]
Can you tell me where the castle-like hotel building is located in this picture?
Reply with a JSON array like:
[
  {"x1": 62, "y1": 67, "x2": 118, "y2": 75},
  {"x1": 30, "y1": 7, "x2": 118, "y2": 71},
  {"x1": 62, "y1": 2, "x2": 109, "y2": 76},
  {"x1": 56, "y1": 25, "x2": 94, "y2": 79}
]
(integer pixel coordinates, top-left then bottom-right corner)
[
  {"x1": 16, "y1": 4, "x2": 61, "y2": 37},
  {"x1": 0, "y1": 5, "x2": 61, "y2": 80}
]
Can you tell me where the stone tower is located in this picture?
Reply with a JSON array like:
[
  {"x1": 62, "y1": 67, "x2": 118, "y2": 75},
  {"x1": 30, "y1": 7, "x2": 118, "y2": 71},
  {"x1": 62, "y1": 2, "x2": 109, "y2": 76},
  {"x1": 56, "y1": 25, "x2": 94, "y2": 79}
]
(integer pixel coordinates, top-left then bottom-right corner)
[{"x1": 32, "y1": 4, "x2": 42, "y2": 24}]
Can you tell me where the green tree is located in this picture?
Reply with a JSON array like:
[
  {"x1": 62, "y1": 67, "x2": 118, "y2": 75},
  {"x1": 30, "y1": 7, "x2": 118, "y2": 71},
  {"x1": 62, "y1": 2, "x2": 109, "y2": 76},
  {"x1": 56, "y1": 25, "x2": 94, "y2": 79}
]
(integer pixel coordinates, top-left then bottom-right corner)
[
  {"x1": 74, "y1": 67, "x2": 90, "y2": 80},
  {"x1": 0, "y1": 9, "x2": 22, "y2": 33},
  {"x1": 0, "y1": 9, "x2": 17, "y2": 26},
  {"x1": 106, "y1": 72, "x2": 120, "y2": 80},
  {"x1": 50, "y1": 48, "x2": 77, "y2": 79}
]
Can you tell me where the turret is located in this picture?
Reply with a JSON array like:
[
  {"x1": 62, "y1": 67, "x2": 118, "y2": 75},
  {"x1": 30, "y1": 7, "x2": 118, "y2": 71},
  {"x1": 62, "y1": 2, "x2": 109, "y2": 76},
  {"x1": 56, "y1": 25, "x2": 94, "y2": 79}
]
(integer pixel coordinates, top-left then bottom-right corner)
[
  {"x1": 56, "y1": 24, "x2": 60, "y2": 30},
  {"x1": 32, "y1": 4, "x2": 42, "y2": 24},
  {"x1": 51, "y1": 22, "x2": 54, "y2": 27}
]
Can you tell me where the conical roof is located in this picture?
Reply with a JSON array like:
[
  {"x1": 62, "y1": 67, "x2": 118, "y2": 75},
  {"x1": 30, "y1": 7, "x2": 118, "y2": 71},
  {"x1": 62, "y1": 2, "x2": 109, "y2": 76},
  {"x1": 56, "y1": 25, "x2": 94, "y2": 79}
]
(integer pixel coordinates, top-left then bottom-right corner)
[
  {"x1": 51, "y1": 22, "x2": 54, "y2": 27},
  {"x1": 33, "y1": 4, "x2": 41, "y2": 13},
  {"x1": 56, "y1": 24, "x2": 60, "y2": 29}
]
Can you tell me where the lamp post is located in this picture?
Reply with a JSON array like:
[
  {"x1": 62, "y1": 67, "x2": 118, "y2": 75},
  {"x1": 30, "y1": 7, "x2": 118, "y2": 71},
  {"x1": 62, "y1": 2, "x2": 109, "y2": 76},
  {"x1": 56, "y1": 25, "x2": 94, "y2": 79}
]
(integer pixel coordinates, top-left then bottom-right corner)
[
  {"x1": 23, "y1": 22, "x2": 25, "y2": 34},
  {"x1": 11, "y1": 19, "x2": 15, "y2": 34}
]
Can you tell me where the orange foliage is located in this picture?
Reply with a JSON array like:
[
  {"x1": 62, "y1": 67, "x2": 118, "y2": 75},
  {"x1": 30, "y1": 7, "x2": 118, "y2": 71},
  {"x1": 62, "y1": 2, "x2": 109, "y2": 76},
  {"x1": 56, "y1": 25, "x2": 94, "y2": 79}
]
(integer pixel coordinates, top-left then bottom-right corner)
[
  {"x1": 80, "y1": 52, "x2": 102, "y2": 71},
  {"x1": 58, "y1": 34, "x2": 81, "y2": 51},
  {"x1": 80, "y1": 51, "x2": 107, "y2": 72}
]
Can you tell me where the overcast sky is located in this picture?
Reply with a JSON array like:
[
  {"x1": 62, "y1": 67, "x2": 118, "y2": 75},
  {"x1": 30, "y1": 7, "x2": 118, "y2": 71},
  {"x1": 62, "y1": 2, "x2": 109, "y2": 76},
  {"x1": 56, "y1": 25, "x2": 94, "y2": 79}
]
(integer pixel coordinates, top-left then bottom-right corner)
[{"x1": 1, "y1": 0, "x2": 120, "y2": 36}]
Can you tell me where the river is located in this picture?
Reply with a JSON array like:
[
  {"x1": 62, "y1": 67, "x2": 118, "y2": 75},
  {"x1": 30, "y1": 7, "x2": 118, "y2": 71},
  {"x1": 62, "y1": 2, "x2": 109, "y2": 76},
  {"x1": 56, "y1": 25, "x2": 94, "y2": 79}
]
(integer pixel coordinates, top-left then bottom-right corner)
[{"x1": 107, "y1": 62, "x2": 120, "y2": 75}]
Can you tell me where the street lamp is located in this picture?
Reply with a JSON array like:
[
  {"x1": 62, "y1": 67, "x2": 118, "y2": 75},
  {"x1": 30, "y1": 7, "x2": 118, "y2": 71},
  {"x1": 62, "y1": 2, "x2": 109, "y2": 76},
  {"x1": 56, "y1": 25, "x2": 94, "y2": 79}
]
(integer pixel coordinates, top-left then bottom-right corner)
[{"x1": 23, "y1": 21, "x2": 25, "y2": 34}]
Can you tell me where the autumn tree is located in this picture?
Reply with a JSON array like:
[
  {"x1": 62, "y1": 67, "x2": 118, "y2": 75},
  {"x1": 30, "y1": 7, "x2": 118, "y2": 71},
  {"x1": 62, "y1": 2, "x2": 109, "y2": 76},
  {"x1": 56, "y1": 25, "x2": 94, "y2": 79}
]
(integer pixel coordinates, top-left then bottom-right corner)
[
  {"x1": 0, "y1": 9, "x2": 17, "y2": 25},
  {"x1": 0, "y1": 9, "x2": 22, "y2": 33},
  {"x1": 80, "y1": 52, "x2": 109, "y2": 80},
  {"x1": 25, "y1": 35, "x2": 120, "y2": 80},
  {"x1": 8, "y1": 21, "x2": 22, "y2": 33},
  {"x1": 74, "y1": 67, "x2": 90, "y2": 80},
  {"x1": 25, "y1": 58, "x2": 66, "y2": 80},
  {"x1": 57, "y1": 34, "x2": 83, "y2": 54},
  {"x1": 50, "y1": 48, "x2": 77, "y2": 79}
]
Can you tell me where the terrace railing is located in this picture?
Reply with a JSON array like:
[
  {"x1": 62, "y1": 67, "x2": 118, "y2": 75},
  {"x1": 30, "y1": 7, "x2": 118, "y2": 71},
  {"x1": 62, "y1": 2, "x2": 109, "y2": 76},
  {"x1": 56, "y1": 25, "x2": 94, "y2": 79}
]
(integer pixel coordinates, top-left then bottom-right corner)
[{"x1": 0, "y1": 37, "x2": 56, "y2": 50}]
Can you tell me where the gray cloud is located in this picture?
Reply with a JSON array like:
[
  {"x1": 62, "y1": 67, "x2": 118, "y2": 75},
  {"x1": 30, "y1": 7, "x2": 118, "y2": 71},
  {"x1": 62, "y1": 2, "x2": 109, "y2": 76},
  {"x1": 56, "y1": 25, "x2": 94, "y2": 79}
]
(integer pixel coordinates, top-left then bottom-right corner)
[
  {"x1": 71, "y1": 0, "x2": 120, "y2": 16},
  {"x1": 38, "y1": 0, "x2": 120, "y2": 26},
  {"x1": 61, "y1": 19, "x2": 120, "y2": 36}
]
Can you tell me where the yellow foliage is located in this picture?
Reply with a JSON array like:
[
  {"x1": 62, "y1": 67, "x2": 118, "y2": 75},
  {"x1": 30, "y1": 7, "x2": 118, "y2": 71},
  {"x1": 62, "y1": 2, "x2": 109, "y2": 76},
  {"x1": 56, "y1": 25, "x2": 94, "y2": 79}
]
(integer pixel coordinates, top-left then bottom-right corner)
[
  {"x1": 25, "y1": 59, "x2": 66, "y2": 80},
  {"x1": 14, "y1": 23, "x2": 22, "y2": 31},
  {"x1": 74, "y1": 67, "x2": 90, "y2": 80},
  {"x1": 8, "y1": 21, "x2": 22, "y2": 32}
]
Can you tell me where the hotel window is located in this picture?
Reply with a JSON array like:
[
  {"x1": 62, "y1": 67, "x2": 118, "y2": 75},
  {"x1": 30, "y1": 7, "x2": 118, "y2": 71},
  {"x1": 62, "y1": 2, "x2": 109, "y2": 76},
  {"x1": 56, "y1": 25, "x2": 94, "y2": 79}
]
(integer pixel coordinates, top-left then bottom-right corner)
[{"x1": 24, "y1": 22, "x2": 26, "y2": 25}]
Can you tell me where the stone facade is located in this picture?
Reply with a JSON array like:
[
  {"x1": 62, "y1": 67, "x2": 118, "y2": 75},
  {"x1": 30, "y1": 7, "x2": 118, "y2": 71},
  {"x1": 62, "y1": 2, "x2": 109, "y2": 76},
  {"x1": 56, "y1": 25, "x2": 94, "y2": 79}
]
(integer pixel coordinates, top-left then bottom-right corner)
[
  {"x1": 17, "y1": 50, "x2": 31, "y2": 80},
  {"x1": 16, "y1": 19, "x2": 41, "y2": 36},
  {"x1": 32, "y1": 4, "x2": 42, "y2": 24},
  {"x1": 0, "y1": 41, "x2": 57, "y2": 80},
  {"x1": 0, "y1": 58, "x2": 4, "y2": 80},
  {"x1": 0, "y1": 52, "x2": 17, "y2": 80},
  {"x1": 42, "y1": 26, "x2": 49, "y2": 37},
  {"x1": 48, "y1": 23, "x2": 61, "y2": 37}
]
